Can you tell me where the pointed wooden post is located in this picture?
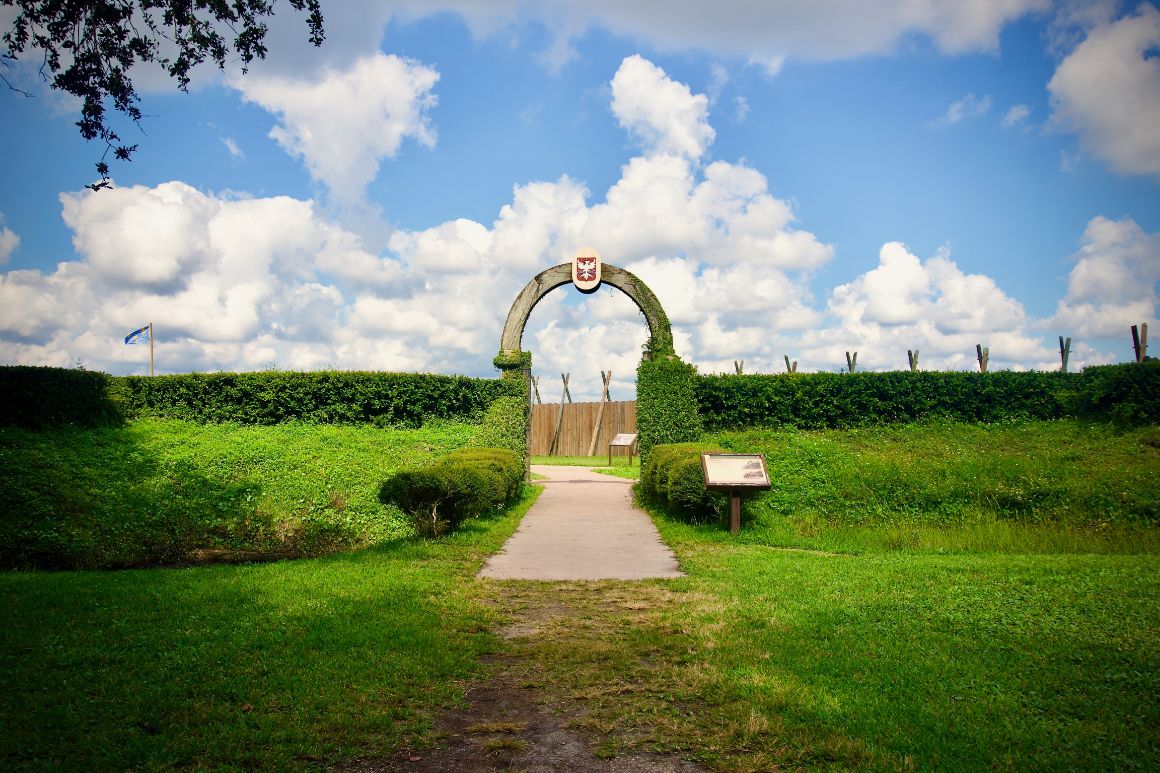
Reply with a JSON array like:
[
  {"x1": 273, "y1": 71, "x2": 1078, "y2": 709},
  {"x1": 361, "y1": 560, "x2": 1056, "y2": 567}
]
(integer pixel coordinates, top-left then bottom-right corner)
[
  {"x1": 531, "y1": 376, "x2": 542, "y2": 404},
  {"x1": 549, "y1": 373, "x2": 570, "y2": 456},
  {"x1": 1132, "y1": 324, "x2": 1149, "y2": 362},
  {"x1": 734, "y1": 360, "x2": 744, "y2": 375},
  {"x1": 587, "y1": 370, "x2": 613, "y2": 457},
  {"x1": 907, "y1": 349, "x2": 920, "y2": 372},
  {"x1": 976, "y1": 344, "x2": 989, "y2": 373},
  {"x1": 1059, "y1": 337, "x2": 1071, "y2": 373},
  {"x1": 784, "y1": 355, "x2": 797, "y2": 374},
  {"x1": 845, "y1": 351, "x2": 857, "y2": 373}
]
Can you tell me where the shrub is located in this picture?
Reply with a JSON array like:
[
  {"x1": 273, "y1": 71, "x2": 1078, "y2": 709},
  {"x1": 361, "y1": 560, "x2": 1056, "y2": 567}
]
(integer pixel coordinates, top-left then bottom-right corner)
[
  {"x1": 696, "y1": 370, "x2": 1083, "y2": 431},
  {"x1": 1063, "y1": 361, "x2": 1160, "y2": 428},
  {"x1": 467, "y1": 395, "x2": 528, "y2": 458},
  {"x1": 637, "y1": 356, "x2": 703, "y2": 464},
  {"x1": 642, "y1": 442, "x2": 730, "y2": 523},
  {"x1": 114, "y1": 370, "x2": 520, "y2": 426},
  {"x1": 379, "y1": 447, "x2": 524, "y2": 536},
  {"x1": 0, "y1": 366, "x2": 123, "y2": 429}
]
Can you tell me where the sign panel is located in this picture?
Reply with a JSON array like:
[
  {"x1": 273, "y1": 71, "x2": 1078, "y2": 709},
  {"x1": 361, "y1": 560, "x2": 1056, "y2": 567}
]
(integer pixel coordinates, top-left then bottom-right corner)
[
  {"x1": 610, "y1": 433, "x2": 637, "y2": 448},
  {"x1": 572, "y1": 247, "x2": 602, "y2": 293},
  {"x1": 701, "y1": 453, "x2": 771, "y2": 491}
]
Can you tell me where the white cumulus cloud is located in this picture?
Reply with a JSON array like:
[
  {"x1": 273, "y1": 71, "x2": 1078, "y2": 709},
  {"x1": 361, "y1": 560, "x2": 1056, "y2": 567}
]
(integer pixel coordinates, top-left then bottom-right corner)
[
  {"x1": 1048, "y1": 5, "x2": 1160, "y2": 179},
  {"x1": 235, "y1": 53, "x2": 439, "y2": 201},
  {"x1": 0, "y1": 222, "x2": 18, "y2": 264},
  {"x1": 1046, "y1": 216, "x2": 1160, "y2": 339},
  {"x1": 610, "y1": 55, "x2": 715, "y2": 161}
]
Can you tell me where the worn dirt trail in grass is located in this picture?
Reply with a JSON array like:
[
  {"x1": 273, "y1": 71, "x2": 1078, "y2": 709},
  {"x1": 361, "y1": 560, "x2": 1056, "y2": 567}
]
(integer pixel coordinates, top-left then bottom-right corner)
[
  {"x1": 346, "y1": 581, "x2": 708, "y2": 772},
  {"x1": 340, "y1": 468, "x2": 708, "y2": 771}
]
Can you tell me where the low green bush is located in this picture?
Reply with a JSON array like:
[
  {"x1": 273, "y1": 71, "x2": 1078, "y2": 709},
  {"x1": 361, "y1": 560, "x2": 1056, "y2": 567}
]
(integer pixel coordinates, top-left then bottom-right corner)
[
  {"x1": 642, "y1": 442, "x2": 732, "y2": 523},
  {"x1": 378, "y1": 447, "x2": 524, "y2": 537}
]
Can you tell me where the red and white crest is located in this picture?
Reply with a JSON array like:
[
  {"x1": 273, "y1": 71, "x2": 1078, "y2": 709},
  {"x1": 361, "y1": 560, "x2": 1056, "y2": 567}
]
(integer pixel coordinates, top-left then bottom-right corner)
[{"x1": 571, "y1": 248, "x2": 601, "y2": 293}]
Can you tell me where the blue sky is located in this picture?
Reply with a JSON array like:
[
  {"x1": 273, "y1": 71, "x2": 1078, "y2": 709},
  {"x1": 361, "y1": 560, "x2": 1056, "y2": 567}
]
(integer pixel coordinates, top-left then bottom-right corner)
[{"x1": 1, "y1": 0, "x2": 1158, "y2": 400}]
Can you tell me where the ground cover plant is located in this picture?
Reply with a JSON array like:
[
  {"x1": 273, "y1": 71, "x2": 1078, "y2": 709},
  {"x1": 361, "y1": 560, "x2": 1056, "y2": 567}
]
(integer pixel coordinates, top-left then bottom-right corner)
[
  {"x1": 0, "y1": 417, "x2": 483, "y2": 569},
  {"x1": 470, "y1": 420, "x2": 1159, "y2": 770},
  {"x1": 0, "y1": 492, "x2": 540, "y2": 771},
  {"x1": 712, "y1": 419, "x2": 1160, "y2": 554},
  {"x1": 5, "y1": 414, "x2": 1158, "y2": 770}
]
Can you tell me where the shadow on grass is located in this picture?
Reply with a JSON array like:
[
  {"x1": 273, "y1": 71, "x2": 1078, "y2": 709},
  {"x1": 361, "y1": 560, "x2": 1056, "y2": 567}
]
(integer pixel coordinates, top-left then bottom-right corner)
[{"x1": 0, "y1": 423, "x2": 373, "y2": 570}]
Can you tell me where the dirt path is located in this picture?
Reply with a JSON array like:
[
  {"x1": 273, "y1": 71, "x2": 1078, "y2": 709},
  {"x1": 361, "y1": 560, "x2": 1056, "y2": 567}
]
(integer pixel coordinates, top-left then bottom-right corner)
[{"x1": 340, "y1": 581, "x2": 708, "y2": 772}]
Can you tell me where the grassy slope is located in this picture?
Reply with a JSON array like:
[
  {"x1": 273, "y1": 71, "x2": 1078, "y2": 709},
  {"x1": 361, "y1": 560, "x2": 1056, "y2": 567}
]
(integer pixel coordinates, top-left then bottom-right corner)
[
  {"x1": 714, "y1": 420, "x2": 1160, "y2": 554},
  {"x1": 0, "y1": 418, "x2": 478, "y2": 568},
  {"x1": 3, "y1": 419, "x2": 1158, "y2": 770},
  {"x1": 0, "y1": 491, "x2": 538, "y2": 771}
]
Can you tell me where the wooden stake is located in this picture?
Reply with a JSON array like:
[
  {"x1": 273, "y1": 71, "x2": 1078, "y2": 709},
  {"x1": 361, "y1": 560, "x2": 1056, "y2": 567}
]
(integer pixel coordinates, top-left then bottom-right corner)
[
  {"x1": 531, "y1": 376, "x2": 542, "y2": 404},
  {"x1": 1059, "y1": 336, "x2": 1071, "y2": 373},
  {"x1": 149, "y1": 322, "x2": 154, "y2": 377},
  {"x1": 784, "y1": 355, "x2": 797, "y2": 374},
  {"x1": 1132, "y1": 324, "x2": 1149, "y2": 362},
  {"x1": 734, "y1": 360, "x2": 744, "y2": 375},
  {"x1": 976, "y1": 344, "x2": 989, "y2": 373},
  {"x1": 907, "y1": 349, "x2": 919, "y2": 372},
  {"x1": 587, "y1": 370, "x2": 612, "y2": 457},
  {"x1": 549, "y1": 373, "x2": 570, "y2": 456},
  {"x1": 845, "y1": 351, "x2": 857, "y2": 373}
]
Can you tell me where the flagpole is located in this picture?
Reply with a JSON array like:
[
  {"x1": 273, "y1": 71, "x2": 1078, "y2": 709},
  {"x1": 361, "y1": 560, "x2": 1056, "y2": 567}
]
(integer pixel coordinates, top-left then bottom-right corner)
[{"x1": 149, "y1": 322, "x2": 154, "y2": 377}]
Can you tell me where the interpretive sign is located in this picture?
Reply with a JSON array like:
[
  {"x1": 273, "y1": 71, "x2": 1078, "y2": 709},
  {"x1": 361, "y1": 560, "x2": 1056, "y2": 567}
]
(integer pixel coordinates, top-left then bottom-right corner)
[
  {"x1": 701, "y1": 454, "x2": 771, "y2": 490},
  {"x1": 609, "y1": 432, "x2": 638, "y2": 467},
  {"x1": 572, "y1": 247, "x2": 602, "y2": 293},
  {"x1": 701, "y1": 453, "x2": 771, "y2": 535}
]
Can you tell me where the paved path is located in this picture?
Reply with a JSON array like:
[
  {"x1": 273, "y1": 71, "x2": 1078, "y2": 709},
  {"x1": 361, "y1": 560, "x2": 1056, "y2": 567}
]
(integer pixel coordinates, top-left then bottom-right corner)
[{"x1": 478, "y1": 465, "x2": 684, "y2": 581}]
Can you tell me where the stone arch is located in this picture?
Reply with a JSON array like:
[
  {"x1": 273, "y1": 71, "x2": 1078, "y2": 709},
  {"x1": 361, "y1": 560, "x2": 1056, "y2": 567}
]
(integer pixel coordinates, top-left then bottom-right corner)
[{"x1": 494, "y1": 262, "x2": 674, "y2": 372}]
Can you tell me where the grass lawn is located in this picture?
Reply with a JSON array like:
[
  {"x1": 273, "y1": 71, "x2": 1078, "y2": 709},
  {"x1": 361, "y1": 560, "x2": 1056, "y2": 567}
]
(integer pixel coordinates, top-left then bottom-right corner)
[
  {"x1": 0, "y1": 491, "x2": 539, "y2": 771},
  {"x1": 2, "y1": 419, "x2": 1157, "y2": 770}
]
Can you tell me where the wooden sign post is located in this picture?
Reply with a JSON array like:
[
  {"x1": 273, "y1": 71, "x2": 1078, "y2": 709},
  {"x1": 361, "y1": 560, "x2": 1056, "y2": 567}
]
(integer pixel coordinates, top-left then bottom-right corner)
[
  {"x1": 701, "y1": 453, "x2": 771, "y2": 534},
  {"x1": 609, "y1": 432, "x2": 638, "y2": 467}
]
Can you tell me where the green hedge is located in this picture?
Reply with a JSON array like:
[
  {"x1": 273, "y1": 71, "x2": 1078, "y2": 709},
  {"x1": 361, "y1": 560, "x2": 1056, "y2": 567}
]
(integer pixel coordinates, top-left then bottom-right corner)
[
  {"x1": 378, "y1": 447, "x2": 524, "y2": 536},
  {"x1": 1061, "y1": 361, "x2": 1160, "y2": 427},
  {"x1": 697, "y1": 364, "x2": 1160, "y2": 430},
  {"x1": 636, "y1": 356, "x2": 703, "y2": 464},
  {"x1": 0, "y1": 366, "x2": 123, "y2": 429},
  {"x1": 112, "y1": 370, "x2": 521, "y2": 426},
  {"x1": 641, "y1": 442, "x2": 729, "y2": 523}
]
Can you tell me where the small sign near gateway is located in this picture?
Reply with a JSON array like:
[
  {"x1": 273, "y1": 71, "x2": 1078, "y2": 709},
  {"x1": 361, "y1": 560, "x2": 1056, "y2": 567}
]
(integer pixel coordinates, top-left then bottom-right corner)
[
  {"x1": 609, "y1": 432, "x2": 638, "y2": 467},
  {"x1": 572, "y1": 247, "x2": 602, "y2": 293}
]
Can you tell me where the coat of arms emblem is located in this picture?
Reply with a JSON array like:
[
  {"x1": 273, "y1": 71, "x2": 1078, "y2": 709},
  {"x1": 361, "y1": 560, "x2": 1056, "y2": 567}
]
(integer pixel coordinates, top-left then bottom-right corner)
[{"x1": 571, "y1": 248, "x2": 602, "y2": 293}]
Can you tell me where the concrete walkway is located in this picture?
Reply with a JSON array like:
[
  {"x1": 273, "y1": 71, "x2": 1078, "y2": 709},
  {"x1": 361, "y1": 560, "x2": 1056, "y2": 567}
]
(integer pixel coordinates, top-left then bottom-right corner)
[{"x1": 478, "y1": 465, "x2": 684, "y2": 581}]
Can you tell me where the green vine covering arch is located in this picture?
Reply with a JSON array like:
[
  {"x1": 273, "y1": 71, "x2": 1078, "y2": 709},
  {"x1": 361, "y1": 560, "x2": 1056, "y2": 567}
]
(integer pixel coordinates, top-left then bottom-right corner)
[
  {"x1": 493, "y1": 263, "x2": 674, "y2": 374},
  {"x1": 494, "y1": 261, "x2": 700, "y2": 462}
]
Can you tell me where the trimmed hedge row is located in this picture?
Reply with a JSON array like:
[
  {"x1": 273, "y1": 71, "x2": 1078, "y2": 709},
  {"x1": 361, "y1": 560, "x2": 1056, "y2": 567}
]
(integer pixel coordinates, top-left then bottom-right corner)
[
  {"x1": 636, "y1": 356, "x2": 704, "y2": 464},
  {"x1": 641, "y1": 442, "x2": 729, "y2": 524},
  {"x1": 696, "y1": 362, "x2": 1160, "y2": 430},
  {"x1": 112, "y1": 370, "x2": 522, "y2": 425},
  {"x1": 378, "y1": 447, "x2": 524, "y2": 536},
  {"x1": 0, "y1": 366, "x2": 123, "y2": 429}
]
